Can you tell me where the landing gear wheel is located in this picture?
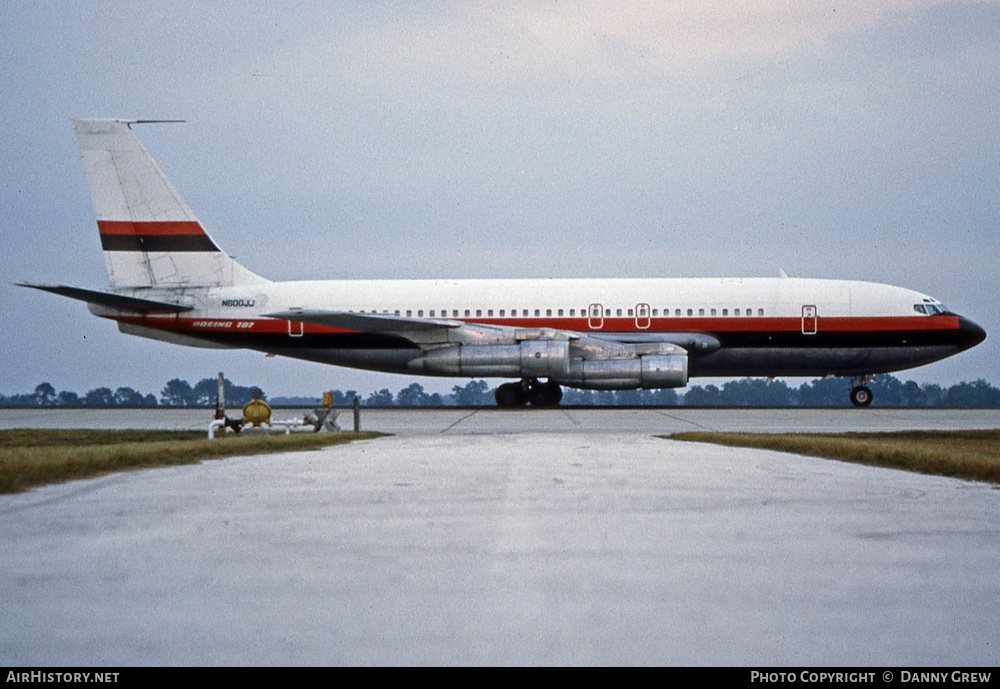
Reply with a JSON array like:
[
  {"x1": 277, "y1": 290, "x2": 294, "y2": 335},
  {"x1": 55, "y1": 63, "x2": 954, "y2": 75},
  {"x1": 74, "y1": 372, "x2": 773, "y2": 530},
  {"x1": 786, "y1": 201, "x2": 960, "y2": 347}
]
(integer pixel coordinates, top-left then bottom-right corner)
[
  {"x1": 495, "y1": 382, "x2": 528, "y2": 408},
  {"x1": 850, "y1": 385, "x2": 873, "y2": 407},
  {"x1": 531, "y1": 381, "x2": 563, "y2": 407}
]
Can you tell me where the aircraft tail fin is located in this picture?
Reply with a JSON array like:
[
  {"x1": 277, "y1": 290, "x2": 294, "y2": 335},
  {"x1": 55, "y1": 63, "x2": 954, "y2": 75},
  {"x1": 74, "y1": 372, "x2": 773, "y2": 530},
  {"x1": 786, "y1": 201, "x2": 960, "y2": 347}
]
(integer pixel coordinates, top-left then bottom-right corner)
[{"x1": 73, "y1": 119, "x2": 267, "y2": 289}]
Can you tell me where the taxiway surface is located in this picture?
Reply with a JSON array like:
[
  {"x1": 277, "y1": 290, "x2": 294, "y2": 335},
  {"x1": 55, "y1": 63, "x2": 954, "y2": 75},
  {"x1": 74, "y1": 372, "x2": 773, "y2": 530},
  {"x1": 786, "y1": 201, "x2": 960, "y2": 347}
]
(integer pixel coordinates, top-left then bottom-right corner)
[
  {"x1": 1, "y1": 406, "x2": 997, "y2": 434},
  {"x1": 2, "y1": 424, "x2": 998, "y2": 665}
]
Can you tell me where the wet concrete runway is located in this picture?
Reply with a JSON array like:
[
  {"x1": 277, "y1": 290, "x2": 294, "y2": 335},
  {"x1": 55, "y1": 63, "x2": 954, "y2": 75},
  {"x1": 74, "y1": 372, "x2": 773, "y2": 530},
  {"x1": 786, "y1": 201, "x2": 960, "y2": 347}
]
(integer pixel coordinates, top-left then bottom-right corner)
[{"x1": 2, "y1": 413, "x2": 998, "y2": 665}]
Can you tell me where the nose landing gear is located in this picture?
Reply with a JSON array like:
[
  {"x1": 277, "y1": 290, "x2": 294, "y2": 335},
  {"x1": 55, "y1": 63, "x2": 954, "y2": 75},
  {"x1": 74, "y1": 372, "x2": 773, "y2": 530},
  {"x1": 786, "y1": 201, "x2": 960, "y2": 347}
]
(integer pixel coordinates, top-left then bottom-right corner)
[{"x1": 495, "y1": 378, "x2": 563, "y2": 408}]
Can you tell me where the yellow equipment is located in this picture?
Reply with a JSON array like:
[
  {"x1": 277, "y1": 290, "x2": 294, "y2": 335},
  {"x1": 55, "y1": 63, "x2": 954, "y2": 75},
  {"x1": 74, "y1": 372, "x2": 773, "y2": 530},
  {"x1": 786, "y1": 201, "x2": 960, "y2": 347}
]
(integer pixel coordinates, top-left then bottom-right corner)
[{"x1": 242, "y1": 398, "x2": 271, "y2": 427}]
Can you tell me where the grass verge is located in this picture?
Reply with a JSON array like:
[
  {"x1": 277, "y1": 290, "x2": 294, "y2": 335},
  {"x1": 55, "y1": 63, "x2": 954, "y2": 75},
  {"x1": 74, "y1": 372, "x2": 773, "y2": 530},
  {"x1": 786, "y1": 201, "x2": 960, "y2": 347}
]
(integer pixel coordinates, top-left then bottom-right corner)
[
  {"x1": 667, "y1": 430, "x2": 1000, "y2": 484},
  {"x1": 0, "y1": 429, "x2": 384, "y2": 494}
]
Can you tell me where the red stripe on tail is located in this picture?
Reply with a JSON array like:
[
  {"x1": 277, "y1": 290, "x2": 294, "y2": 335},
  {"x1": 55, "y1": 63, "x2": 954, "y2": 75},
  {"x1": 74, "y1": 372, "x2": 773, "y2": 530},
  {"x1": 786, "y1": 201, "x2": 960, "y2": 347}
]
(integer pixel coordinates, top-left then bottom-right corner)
[{"x1": 97, "y1": 220, "x2": 205, "y2": 236}]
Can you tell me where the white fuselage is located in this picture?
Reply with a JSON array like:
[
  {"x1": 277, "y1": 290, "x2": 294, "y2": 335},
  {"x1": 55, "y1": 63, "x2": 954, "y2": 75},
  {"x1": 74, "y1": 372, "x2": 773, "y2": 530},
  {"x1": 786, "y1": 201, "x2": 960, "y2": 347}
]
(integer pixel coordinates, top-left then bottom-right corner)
[{"x1": 104, "y1": 275, "x2": 979, "y2": 385}]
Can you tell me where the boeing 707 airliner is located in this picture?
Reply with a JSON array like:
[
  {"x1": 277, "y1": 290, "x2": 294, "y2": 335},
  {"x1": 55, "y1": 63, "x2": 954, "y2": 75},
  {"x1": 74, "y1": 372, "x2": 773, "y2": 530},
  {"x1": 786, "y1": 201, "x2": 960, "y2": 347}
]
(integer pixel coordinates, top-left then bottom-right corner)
[{"x1": 21, "y1": 120, "x2": 986, "y2": 407}]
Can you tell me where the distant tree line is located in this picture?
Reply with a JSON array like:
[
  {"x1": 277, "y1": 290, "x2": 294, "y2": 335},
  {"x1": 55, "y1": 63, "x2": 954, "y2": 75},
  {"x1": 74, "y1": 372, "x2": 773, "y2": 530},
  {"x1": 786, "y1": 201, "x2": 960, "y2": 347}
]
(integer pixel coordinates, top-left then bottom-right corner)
[
  {"x1": 0, "y1": 378, "x2": 265, "y2": 409},
  {"x1": 677, "y1": 376, "x2": 1000, "y2": 408},
  {"x1": 3, "y1": 375, "x2": 999, "y2": 409}
]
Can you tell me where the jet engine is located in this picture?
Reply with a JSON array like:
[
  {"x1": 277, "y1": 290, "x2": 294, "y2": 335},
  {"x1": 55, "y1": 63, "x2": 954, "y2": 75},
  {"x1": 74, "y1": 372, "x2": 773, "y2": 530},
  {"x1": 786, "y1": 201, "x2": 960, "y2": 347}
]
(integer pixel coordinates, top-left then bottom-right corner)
[
  {"x1": 410, "y1": 336, "x2": 688, "y2": 391},
  {"x1": 412, "y1": 340, "x2": 571, "y2": 378},
  {"x1": 555, "y1": 352, "x2": 688, "y2": 390}
]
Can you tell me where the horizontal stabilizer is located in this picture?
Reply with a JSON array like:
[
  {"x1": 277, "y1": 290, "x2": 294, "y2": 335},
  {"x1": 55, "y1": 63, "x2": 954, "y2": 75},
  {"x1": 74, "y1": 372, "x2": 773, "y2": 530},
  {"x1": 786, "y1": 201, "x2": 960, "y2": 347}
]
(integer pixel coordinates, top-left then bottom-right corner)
[
  {"x1": 265, "y1": 309, "x2": 463, "y2": 332},
  {"x1": 18, "y1": 283, "x2": 194, "y2": 313}
]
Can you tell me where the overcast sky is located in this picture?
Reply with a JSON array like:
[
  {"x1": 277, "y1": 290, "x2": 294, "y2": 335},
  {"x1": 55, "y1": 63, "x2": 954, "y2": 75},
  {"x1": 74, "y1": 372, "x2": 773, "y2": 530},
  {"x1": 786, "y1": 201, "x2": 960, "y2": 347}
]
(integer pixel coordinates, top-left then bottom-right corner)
[{"x1": 2, "y1": 1, "x2": 997, "y2": 399}]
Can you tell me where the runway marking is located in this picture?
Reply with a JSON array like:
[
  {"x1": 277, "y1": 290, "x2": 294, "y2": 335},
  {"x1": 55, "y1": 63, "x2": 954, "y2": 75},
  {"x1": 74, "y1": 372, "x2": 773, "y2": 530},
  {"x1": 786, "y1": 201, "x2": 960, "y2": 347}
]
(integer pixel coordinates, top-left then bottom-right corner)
[
  {"x1": 560, "y1": 409, "x2": 581, "y2": 426},
  {"x1": 650, "y1": 409, "x2": 717, "y2": 431},
  {"x1": 441, "y1": 409, "x2": 480, "y2": 433}
]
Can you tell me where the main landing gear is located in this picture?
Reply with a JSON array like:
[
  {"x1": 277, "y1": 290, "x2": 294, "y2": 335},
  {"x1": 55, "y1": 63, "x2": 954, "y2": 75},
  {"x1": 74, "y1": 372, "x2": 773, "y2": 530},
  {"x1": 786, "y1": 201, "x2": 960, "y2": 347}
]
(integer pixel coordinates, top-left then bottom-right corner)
[
  {"x1": 495, "y1": 378, "x2": 563, "y2": 408},
  {"x1": 849, "y1": 375, "x2": 874, "y2": 407}
]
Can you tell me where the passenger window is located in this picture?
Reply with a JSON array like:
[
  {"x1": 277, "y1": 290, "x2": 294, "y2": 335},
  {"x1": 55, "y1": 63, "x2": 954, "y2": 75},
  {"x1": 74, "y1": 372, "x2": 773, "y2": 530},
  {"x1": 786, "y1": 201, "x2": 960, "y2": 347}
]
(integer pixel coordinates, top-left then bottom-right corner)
[
  {"x1": 745, "y1": 308, "x2": 752, "y2": 316},
  {"x1": 406, "y1": 310, "x2": 412, "y2": 317},
  {"x1": 722, "y1": 309, "x2": 728, "y2": 316},
  {"x1": 652, "y1": 309, "x2": 658, "y2": 316},
  {"x1": 558, "y1": 309, "x2": 564, "y2": 316},
  {"x1": 417, "y1": 310, "x2": 424, "y2": 317},
  {"x1": 699, "y1": 308, "x2": 705, "y2": 316},
  {"x1": 710, "y1": 308, "x2": 716, "y2": 316},
  {"x1": 476, "y1": 309, "x2": 482, "y2": 317},
  {"x1": 429, "y1": 310, "x2": 435, "y2": 317},
  {"x1": 734, "y1": 309, "x2": 740, "y2": 316},
  {"x1": 546, "y1": 309, "x2": 552, "y2": 316},
  {"x1": 687, "y1": 309, "x2": 693, "y2": 316},
  {"x1": 758, "y1": 308, "x2": 764, "y2": 316},
  {"x1": 464, "y1": 309, "x2": 470, "y2": 317}
]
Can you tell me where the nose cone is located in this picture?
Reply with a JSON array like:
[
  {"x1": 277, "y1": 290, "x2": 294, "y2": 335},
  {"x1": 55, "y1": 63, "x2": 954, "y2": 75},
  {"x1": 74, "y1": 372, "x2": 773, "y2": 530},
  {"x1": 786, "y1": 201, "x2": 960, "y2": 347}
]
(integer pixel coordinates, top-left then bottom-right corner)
[{"x1": 956, "y1": 315, "x2": 987, "y2": 350}]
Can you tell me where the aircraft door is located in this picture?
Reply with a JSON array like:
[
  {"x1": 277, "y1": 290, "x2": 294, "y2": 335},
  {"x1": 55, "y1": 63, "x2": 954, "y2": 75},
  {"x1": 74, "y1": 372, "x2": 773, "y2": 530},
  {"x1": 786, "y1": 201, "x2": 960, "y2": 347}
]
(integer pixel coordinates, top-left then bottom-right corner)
[
  {"x1": 588, "y1": 303, "x2": 604, "y2": 330},
  {"x1": 635, "y1": 303, "x2": 651, "y2": 329},
  {"x1": 801, "y1": 305, "x2": 817, "y2": 335}
]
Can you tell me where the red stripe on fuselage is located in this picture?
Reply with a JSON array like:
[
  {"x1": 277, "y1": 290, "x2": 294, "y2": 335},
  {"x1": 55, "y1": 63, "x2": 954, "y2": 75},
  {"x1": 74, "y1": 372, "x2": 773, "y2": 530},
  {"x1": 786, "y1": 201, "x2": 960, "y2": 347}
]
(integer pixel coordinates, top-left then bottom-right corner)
[
  {"x1": 108, "y1": 314, "x2": 961, "y2": 336},
  {"x1": 97, "y1": 220, "x2": 205, "y2": 236},
  {"x1": 481, "y1": 315, "x2": 959, "y2": 333}
]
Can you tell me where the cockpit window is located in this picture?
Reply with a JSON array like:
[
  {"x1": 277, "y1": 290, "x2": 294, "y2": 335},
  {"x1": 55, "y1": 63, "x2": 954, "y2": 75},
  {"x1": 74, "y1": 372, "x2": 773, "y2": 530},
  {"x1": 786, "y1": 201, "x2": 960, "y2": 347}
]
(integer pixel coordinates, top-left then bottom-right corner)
[{"x1": 914, "y1": 303, "x2": 947, "y2": 315}]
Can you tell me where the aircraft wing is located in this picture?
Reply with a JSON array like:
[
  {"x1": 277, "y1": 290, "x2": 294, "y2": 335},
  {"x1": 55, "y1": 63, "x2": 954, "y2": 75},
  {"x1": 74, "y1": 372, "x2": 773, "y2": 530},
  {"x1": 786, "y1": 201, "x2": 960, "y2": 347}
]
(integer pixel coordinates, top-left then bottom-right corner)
[
  {"x1": 264, "y1": 309, "x2": 465, "y2": 333},
  {"x1": 266, "y1": 308, "x2": 718, "y2": 353},
  {"x1": 586, "y1": 331, "x2": 721, "y2": 352},
  {"x1": 18, "y1": 283, "x2": 194, "y2": 313},
  {"x1": 267, "y1": 309, "x2": 582, "y2": 345}
]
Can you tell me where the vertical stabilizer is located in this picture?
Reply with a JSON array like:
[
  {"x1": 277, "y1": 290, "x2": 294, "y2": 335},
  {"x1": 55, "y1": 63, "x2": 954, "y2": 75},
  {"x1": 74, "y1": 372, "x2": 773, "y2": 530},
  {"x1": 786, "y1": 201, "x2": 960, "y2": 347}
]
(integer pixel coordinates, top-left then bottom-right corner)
[{"x1": 73, "y1": 119, "x2": 267, "y2": 289}]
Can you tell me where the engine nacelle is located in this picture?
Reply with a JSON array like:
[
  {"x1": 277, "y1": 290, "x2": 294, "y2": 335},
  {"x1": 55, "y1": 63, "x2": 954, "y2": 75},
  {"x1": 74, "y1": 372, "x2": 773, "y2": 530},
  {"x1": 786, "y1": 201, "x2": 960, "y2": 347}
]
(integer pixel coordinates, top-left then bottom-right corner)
[
  {"x1": 409, "y1": 340, "x2": 571, "y2": 378},
  {"x1": 556, "y1": 353, "x2": 688, "y2": 390}
]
